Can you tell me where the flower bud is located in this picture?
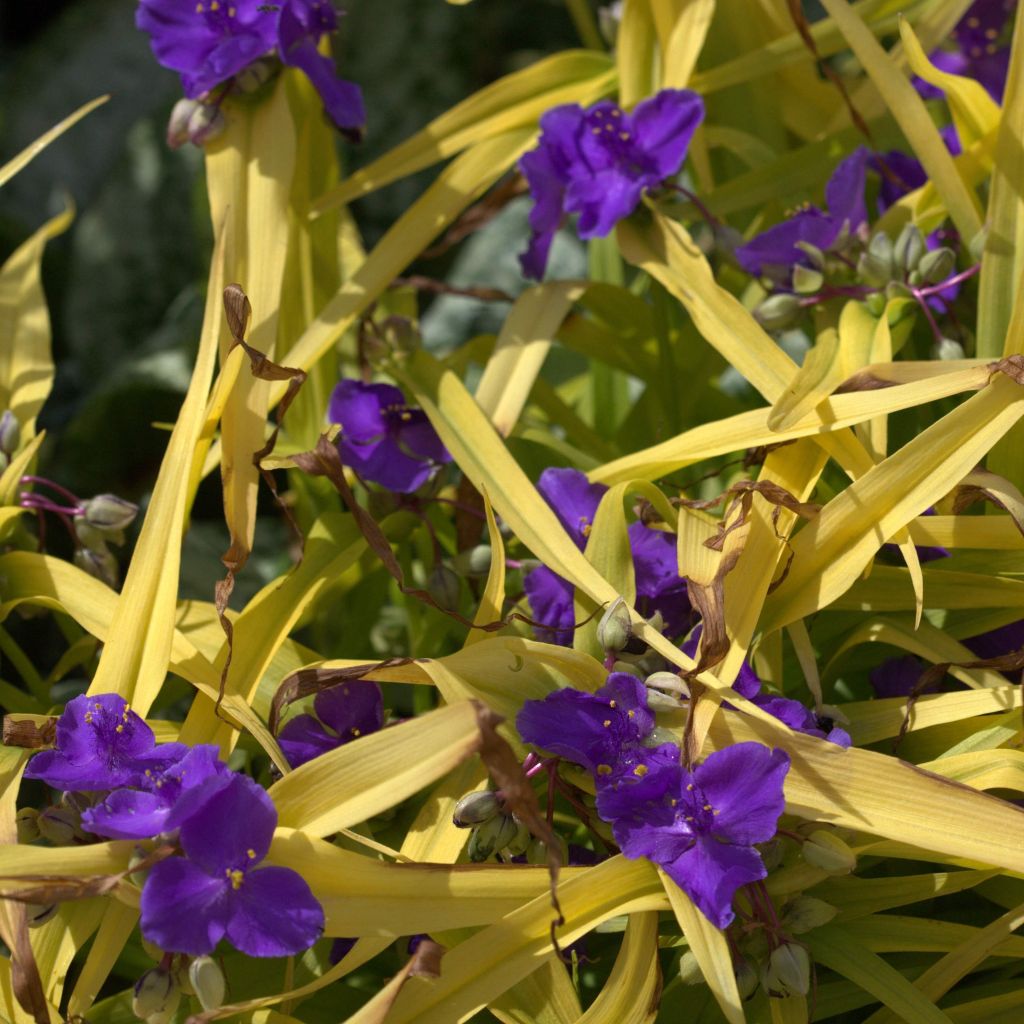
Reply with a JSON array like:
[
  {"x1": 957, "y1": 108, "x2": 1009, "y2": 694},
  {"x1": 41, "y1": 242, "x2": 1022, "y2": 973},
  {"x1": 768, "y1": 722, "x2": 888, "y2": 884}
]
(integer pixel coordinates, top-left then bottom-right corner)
[
  {"x1": 467, "y1": 813, "x2": 519, "y2": 862},
  {"x1": 128, "y1": 846, "x2": 152, "y2": 888},
  {"x1": 525, "y1": 834, "x2": 567, "y2": 865},
  {"x1": 452, "y1": 790, "x2": 502, "y2": 828},
  {"x1": 81, "y1": 493, "x2": 139, "y2": 533},
  {"x1": 781, "y1": 895, "x2": 837, "y2": 934},
  {"x1": 187, "y1": 102, "x2": 226, "y2": 147},
  {"x1": 234, "y1": 57, "x2": 276, "y2": 93},
  {"x1": 15, "y1": 807, "x2": 40, "y2": 844},
  {"x1": 188, "y1": 956, "x2": 226, "y2": 1012},
  {"x1": 793, "y1": 241, "x2": 825, "y2": 271},
  {"x1": 645, "y1": 671, "x2": 688, "y2": 697},
  {"x1": 166, "y1": 98, "x2": 201, "y2": 149},
  {"x1": 858, "y1": 232, "x2": 896, "y2": 287},
  {"x1": 597, "y1": 597, "x2": 643, "y2": 655},
  {"x1": 37, "y1": 805, "x2": 81, "y2": 846},
  {"x1": 74, "y1": 545, "x2": 120, "y2": 589},
  {"x1": 610, "y1": 660, "x2": 643, "y2": 677},
  {"x1": 754, "y1": 292, "x2": 800, "y2": 331},
  {"x1": 758, "y1": 837, "x2": 784, "y2": 872},
  {"x1": 791, "y1": 264, "x2": 823, "y2": 296},
  {"x1": 916, "y1": 246, "x2": 956, "y2": 285},
  {"x1": 762, "y1": 943, "x2": 811, "y2": 998},
  {"x1": 503, "y1": 820, "x2": 532, "y2": 858},
  {"x1": 132, "y1": 967, "x2": 180, "y2": 1021},
  {"x1": 25, "y1": 903, "x2": 57, "y2": 927},
  {"x1": 678, "y1": 950, "x2": 704, "y2": 985},
  {"x1": 893, "y1": 223, "x2": 925, "y2": 273},
  {"x1": 931, "y1": 336, "x2": 965, "y2": 361},
  {"x1": 735, "y1": 958, "x2": 759, "y2": 1000},
  {"x1": 426, "y1": 564, "x2": 461, "y2": 610},
  {"x1": 802, "y1": 829, "x2": 856, "y2": 875},
  {"x1": 0, "y1": 410, "x2": 20, "y2": 456},
  {"x1": 76, "y1": 519, "x2": 122, "y2": 550},
  {"x1": 453, "y1": 544, "x2": 492, "y2": 578}
]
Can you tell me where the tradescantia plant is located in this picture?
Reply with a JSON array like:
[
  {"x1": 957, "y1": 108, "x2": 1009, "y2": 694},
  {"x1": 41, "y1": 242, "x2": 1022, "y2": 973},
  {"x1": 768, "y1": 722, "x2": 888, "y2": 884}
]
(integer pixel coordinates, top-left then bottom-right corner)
[{"x1": 5, "y1": 0, "x2": 1024, "y2": 1021}]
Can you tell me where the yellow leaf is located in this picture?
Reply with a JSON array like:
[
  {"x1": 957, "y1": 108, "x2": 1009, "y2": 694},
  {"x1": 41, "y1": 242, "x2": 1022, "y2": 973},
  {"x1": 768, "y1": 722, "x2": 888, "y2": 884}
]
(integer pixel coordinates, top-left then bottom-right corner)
[
  {"x1": 617, "y1": 0, "x2": 659, "y2": 106},
  {"x1": 662, "y1": 0, "x2": 716, "y2": 90},
  {"x1": 577, "y1": 912, "x2": 660, "y2": 1024},
  {"x1": 466, "y1": 490, "x2": 507, "y2": 645},
  {"x1": 65, "y1": 902, "x2": 138, "y2": 1018}
]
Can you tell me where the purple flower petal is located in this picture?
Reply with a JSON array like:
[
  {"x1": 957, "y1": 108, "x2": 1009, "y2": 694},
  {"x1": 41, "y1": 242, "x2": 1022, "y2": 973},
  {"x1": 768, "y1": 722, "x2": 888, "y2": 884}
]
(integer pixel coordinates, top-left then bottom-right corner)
[
  {"x1": 523, "y1": 565, "x2": 576, "y2": 646},
  {"x1": 278, "y1": 714, "x2": 343, "y2": 769},
  {"x1": 314, "y1": 682, "x2": 384, "y2": 739},
  {"x1": 662, "y1": 836, "x2": 768, "y2": 929},
  {"x1": 140, "y1": 857, "x2": 230, "y2": 955},
  {"x1": 627, "y1": 89, "x2": 706, "y2": 180},
  {"x1": 734, "y1": 208, "x2": 837, "y2": 277},
  {"x1": 179, "y1": 774, "x2": 277, "y2": 874},
  {"x1": 226, "y1": 865, "x2": 325, "y2": 957},
  {"x1": 536, "y1": 468, "x2": 606, "y2": 549},
  {"x1": 82, "y1": 789, "x2": 172, "y2": 840},
  {"x1": 328, "y1": 379, "x2": 392, "y2": 441},
  {"x1": 681, "y1": 626, "x2": 760, "y2": 699},
  {"x1": 824, "y1": 147, "x2": 869, "y2": 238}
]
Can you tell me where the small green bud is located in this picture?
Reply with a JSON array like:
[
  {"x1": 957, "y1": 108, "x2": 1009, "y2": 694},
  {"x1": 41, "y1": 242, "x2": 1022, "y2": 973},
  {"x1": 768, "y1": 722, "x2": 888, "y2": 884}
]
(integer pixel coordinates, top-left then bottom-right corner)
[
  {"x1": 25, "y1": 903, "x2": 57, "y2": 927},
  {"x1": 82, "y1": 494, "x2": 139, "y2": 533},
  {"x1": 791, "y1": 264, "x2": 823, "y2": 296},
  {"x1": 931, "y1": 337, "x2": 965, "y2": 360},
  {"x1": 188, "y1": 956, "x2": 226, "y2": 1012},
  {"x1": 781, "y1": 895, "x2": 838, "y2": 934},
  {"x1": 793, "y1": 241, "x2": 825, "y2": 271},
  {"x1": 596, "y1": 597, "x2": 636, "y2": 655},
  {"x1": 735, "y1": 958, "x2": 759, "y2": 1001},
  {"x1": 76, "y1": 519, "x2": 124, "y2": 550},
  {"x1": 503, "y1": 820, "x2": 532, "y2": 858},
  {"x1": 865, "y1": 291, "x2": 886, "y2": 316},
  {"x1": 132, "y1": 967, "x2": 180, "y2": 1020},
  {"x1": 452, "y1": 790, "x2": 502, "y2": 828},
  {"x1": 917, "y1": 246, "x2": 956, "y2": 285},
  {"x1": 74, "y1": 545, "x2": 119, "y2": 589},
  {"x1": 453, "y1": 544, "x2": 492, "y2": 578},
  {"x1": 893, "y1": 223, "x2": 925, "y2": 274},
  {"x1": 234, "y1": 57, "x2": 276, "y2": 93},
  {"x1": 762, "y1": 943, "x2": 811, "y2": 998},
  {"x1": 37, "y1": 805, "x2": 81, "y2": 846},
  {"x1": 610, "y1": 660, "x2": 643, "y2": 678},
  {"x1": 129, "y1": 847, "x2": 151, "y2": 888},
  {"x1": 427, "y1": 564, "x2": 461, "y2": 610},
  {"x1": 0, "y1": 410, "x2": 20, "y2": 456},
  {"x1": 644, "y1": 671, "x2": 688, "y2": 698},
  {"x1": 525, "y1": 835, "x2": 567, "y2": 865},
  {"x1": 15, "y1": 807, "x2": 40, "y2": 844},
  {"x1": 187, "y1": 103, "x2": 226, "y2": 147},
  {"x1": 468, "y1": 814, "x2": 519, "y2": 862},
  {"x1": 885, "y1": 280, "x2": 912, "y2": 300},
  {"x1": 857, "y1": 235, "x2": 895, "y2": 288},
  {"x1": 754, "y1": 292, "x2": 800, "y2": 331},
  {"x1": 802, "y1": 829, "x2": 856, "y2": 875},
  {"x1": 678, "y1": 950, "x2": 704, "y2": 985},
  {"x1": 166, "y1": 98, "x2": 201, "y2": 149},
  {"x1": 758, "y1": 837, "x2": 784, "y2": 872}
]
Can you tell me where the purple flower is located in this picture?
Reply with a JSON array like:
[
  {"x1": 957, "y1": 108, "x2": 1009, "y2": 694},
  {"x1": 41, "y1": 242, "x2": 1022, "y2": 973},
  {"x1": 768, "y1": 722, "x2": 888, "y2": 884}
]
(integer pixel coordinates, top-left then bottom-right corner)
[
  {"x1": 23, "y1": 694, "x2": 186, "y2": 792},
  {"x1": 278, "y1": 682, "x2": 383, "y2": 768},
  {"x1": 915, "y1": 0, "x2": 1014, "y2": 102},
  {"x1": 735, "y1": 148, "x2": 870, "y2": 279},
  {"x1": 140, "y1": 773, "x2": 324, "y2": 956},
  {"x1": 81, "y1": 745, "x2": 229, "y2": 840},
  {"x1": 276, "y1": 0, "x2": 365, "y2": 137},
  {"x1": 681, "y1": 626, "x2": 760, "y2": 699},
  {"x1": 869, "y1": 655, "x2": 937, "y2": 698},
  {"x1": 136, "y1": 0, "x2": 365, "y2": 137},
  {"x1": 964, "y1": 618, "x2": 1024, "y2": 661},
  {"x1": 519, "y1": 90, "x2": 705, "y2": 279},
  {"x1": 596, "y1": 742, "x2": 789, "y2": 928},
  {"x1": 523, "y1": 468, "x2": 691, "y2": 644},
  {"x1": 329, "y1": 379, "x2": 451, "y2": 493},
  {"x1": 516, "y1": 672, "x2": 675, "y2": 780}
]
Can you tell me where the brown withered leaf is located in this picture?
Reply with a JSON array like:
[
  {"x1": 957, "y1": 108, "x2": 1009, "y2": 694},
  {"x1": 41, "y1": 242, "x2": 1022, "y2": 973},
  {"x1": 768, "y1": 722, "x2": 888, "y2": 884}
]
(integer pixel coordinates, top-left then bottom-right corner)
[
  {"x1": 2, "y1": 716, "x2": 56, "y2": 750},
  {"x1": 989, "y1": 353, "x2": 1024, "y2": 385},
  {"x1": 408, "y1": 937, "x2": 446, "y2": 979},
  {"x1": 8, "y1": 902, "x2": 48, "y2": 1024},
  {"x1": 473, "y1": 704, "x2": 565, "y2": 953},
  {"x1": 834, "y1": 370, "x2": 900, "y2": 394}
]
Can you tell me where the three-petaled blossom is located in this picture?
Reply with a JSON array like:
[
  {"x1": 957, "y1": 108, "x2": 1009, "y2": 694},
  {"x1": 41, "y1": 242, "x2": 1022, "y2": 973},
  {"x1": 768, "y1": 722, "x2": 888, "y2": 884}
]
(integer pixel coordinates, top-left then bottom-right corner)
[
  {"x1": 597, "y1": 742, "x2": 790, "y2": 928},
  {"x1": 140, "y1": 773, "x2": 324, "y2": 956},
  {"x1": 523, "y1": 468, "x2": 690, "y2": 645},
  {"x1": 136, "y1": 0, "x2": 365, "y2": 135},
  {"x1": 278, "y1": 681, "x2": 384, "y2": 768},
  {"x1": 24, "y1": 693, "x2": 186, "y2": 792},
  {"x1": 519, "y1": 89, "x2": 705, "y2": 279},
  {"x1": 328, "y1": 379, "x2": 451, "y2": 493},
  {"x1": 735, "y1": 148, "x2": 870, "y2": 280}
]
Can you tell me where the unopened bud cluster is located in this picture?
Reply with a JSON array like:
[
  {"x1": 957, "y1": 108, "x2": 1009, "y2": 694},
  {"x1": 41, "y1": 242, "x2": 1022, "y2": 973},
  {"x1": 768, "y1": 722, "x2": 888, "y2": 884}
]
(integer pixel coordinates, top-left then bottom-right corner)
[
  {"x1": 452, "y1": 790, "x2": 551, "y2": 863},
  {"x1": 0, "y1": 409, "x2": 20, "y2": 473}
]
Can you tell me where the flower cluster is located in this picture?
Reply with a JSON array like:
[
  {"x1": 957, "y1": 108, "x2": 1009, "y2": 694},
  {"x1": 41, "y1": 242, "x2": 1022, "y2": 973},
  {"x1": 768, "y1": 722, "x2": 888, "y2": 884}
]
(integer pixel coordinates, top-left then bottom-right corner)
[
  {"x1": 328, "y1": 379, "x2": 451, "y2": 494},
  {"x1": 23, "y1": 693, "x2": 324, "y2": 958},
  {"x1": 518, "y1": 89, "x2": 705, "y2": 278},
  {"x1": 136, "y1": 0, "x2": 365, "y2": 144},
  {"x1": 517, "y1": 673, "x2": 790, "y2": 928},
  {"x1": 524, "y1": 468, "x2": 691, "y2": 645},
  {"x1": 278, "y1": 680, "x2": 383, "y2": 768}
]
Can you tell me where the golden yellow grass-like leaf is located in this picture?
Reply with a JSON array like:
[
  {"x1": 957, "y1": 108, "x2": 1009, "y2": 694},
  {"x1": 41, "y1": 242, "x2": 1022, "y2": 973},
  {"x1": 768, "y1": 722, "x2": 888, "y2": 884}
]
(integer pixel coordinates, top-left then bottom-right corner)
[
  {"x1": 64, "y1": 901, "x2": 137, "y2": 1018},
  {"x1": 661, "y1": 0, "x2": 715, "y2": 89},
  {"x1": 84, "y1": 222, "x2": 226, "y2": 716},
  {"x1": 0, "y1": 433, "x2": 44, "y2": 507},
  {"x1": 617, "y1": 0, "x2": 658, "y2": 105},
  {"x1": 489, "y1": 957, "x2": 582, "y2": 1024},
  {"x1": 0, "y1": 204, "x2": 73, "y2": 439},
  {"x1": 577, "y1": 912, "x2": 660, "y2": 1024},
  {"x1": 268, "y1": 701, "x2": 484, "y2": 835},
  {"x1": 661, "y1": 870, "x2": 745, "y2": 1024},
  {"x1": 0, "y1": 96, "x2": 108, "y2": 189},
  {"x1": 466, "y1": 490, "x2": 507, "y2": 645}
]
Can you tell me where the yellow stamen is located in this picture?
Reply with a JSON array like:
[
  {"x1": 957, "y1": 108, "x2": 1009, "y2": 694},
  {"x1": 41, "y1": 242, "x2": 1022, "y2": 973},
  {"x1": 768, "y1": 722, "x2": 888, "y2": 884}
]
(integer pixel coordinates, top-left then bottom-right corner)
[
  {"x1": 597, "y1": 764, "x2": 613, "y2": 776},
  {"x1": 115, "y1": 724, "x2": 124, "y2": 733},
  {"x1": 226, "y1": 869, "x2": 244, "y2": 890},
  {"x1": 351, "y1": 728, "x2": 361, "y2": 737},
  {"x1": 247, "y1": 849, "x2": 257, "y2": 859},
  {"x1": 633, "y1": 764, "x2": 648, "y2": 777},
  {"x1": 602, "y1": 720, "x2": 611, "y2": 728}
]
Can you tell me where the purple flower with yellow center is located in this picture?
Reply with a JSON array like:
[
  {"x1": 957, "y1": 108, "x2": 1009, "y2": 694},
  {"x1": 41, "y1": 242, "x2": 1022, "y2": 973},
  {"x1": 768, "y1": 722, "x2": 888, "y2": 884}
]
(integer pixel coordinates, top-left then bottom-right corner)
[
  {"x1": 516, "y1": 672, "x2": 676, "y2": 781},
  {"x1": 136, "y1": 0, "x2": 365, "y2": 136},
  {"x1": 519, "y1": 89, "x2": 705, "y2": 279},
  {"x1": 329, "y1": 379, "x2": 451, "y2": 494},
  {"x1": 278, "y1": 681, "x2": 383, "y2": 768},
  {"x1": 735, "y1": 148, "x2": 870, "y2": 281},
  {"x1": 23, "y1": 693, "x2": 186, "y2": 792},
  {"x1": 916, "y1": 0, "x2": 1014, "y2": 103},
  {"x1": 140, "y1": 773, "x2": 324, "y2": 956},
  {"x1": 523, "y1": 468, "x2": 691, "y2": 645},
  {"x1": 597, "y1": 742, "x2": 790, "y2": 928},
  {"x1": 81, "y1": 744, "x2": 229, "y2": 840}
]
